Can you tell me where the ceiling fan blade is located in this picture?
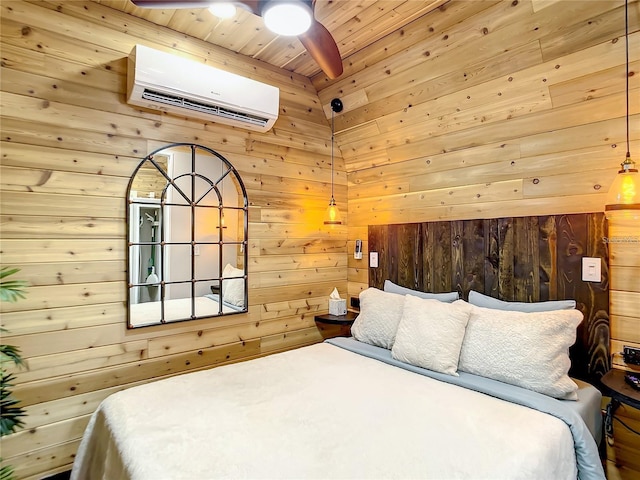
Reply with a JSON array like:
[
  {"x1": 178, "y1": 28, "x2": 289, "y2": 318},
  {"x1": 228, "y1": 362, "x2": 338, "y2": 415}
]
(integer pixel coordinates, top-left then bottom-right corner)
[
  {"x1": 131, "y1": 0, "x2": 214, "y2": 7},
  {"x1": 130, "y1": 0, "x2": 342, "y2": 78},
  {"x1": 298, "y1": 20, "x2": 343, "y2": 79},
  {"x1": 131, "y1": 0, "x2": 260, "y2": 12}
]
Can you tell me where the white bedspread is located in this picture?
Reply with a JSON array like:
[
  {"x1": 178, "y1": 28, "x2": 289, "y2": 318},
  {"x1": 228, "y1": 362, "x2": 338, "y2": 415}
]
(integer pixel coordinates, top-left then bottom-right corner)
[
  {"x1": 130, "y1": 296, "x2": 236, "y2": 327},
  {"x1": 72, "y1": 342, "x2": 578, "y2": 480}
]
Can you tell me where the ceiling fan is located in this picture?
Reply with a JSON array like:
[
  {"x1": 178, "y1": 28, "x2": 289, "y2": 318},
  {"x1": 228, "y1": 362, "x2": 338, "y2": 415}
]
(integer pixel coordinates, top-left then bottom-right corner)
[{"x1": 130, "y1": 0, "x2": 344, "y2": 79}]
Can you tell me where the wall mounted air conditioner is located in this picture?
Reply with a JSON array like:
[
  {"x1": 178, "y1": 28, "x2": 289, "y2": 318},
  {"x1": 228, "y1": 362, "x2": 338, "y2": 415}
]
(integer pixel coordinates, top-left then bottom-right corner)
[{"x1": 127, "y1": 45, "x2": 279, "y2": 133}]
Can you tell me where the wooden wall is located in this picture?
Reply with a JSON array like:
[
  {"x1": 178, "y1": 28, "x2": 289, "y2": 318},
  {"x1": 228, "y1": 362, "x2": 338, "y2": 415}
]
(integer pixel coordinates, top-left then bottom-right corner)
[
  {"x1": 368, "y1": 214, "x2": 610, "y2": 385},
  {"x1": 608, "y1": 218, "x2": 640, "y2": 371},
  {"x1": 1, "y1": 0, "x2": 639, "y2": 478},
  {"x1": 310, "y1": 0, "x2": 639, "y2": 300},
  {"x1": 0, "y1": 1, "x2": 348, "y2": 478},
  {"x1": 607, "y1": 215, "x2": 640, "y2": 478},
  {"x1": 312, "y1": 1, "x2": 639, "y2": 476}
]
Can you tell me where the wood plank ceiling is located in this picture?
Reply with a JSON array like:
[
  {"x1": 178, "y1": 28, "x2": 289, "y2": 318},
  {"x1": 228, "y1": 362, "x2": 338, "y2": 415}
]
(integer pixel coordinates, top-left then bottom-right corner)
[{"x1": 94, "y1": 0, "x2": 448, "y2": 79}]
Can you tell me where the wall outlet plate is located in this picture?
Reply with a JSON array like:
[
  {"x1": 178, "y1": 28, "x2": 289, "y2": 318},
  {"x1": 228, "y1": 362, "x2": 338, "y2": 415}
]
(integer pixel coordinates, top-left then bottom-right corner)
[
  {"x1": 581, "y1": 257, "x2": 601, "y2": 282},
  {"x1": 369, "y1": 251, "x2": 378, "y2": 268}
]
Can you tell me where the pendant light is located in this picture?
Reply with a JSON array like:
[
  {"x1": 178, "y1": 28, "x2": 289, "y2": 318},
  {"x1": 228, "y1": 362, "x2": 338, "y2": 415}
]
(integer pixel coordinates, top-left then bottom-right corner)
[
  {"x1": 324, "y1": 98, "x2": 344, "y2": 225},
  {"x1": 605, "y1": 0, "x2": 639, "y2": 219}
]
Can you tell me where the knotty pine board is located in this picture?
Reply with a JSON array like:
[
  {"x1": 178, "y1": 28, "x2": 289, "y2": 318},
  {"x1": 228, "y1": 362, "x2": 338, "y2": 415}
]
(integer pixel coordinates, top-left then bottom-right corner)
[
  {"x1": 0, "y1": 2, "x2": 346, "y2": 478},
  {"x1": 1, "y1": 0, "x2": 638, "y2": 477},
  {"x1": 608, "y1": 220, "x2": 640, "y2": 374}
]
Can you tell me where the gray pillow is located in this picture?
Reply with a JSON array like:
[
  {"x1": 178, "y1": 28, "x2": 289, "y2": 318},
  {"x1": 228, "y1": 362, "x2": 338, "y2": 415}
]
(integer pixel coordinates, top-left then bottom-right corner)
[
  {"x1": 383, "y1": 280, "x2": 459, "y2": 303},
  {"x1": 468, "y1": 290, "x2": 575, "y2": 312}
]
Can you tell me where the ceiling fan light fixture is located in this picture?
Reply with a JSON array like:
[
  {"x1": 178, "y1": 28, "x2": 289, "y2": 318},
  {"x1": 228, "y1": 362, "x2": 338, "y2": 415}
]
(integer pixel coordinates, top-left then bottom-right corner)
[
  {"x1": 208, "y1": 3, "x2": 237, "y2": 19},
  {"x1": 262, "y1": 1, "x2": 312, "y2": 36}
]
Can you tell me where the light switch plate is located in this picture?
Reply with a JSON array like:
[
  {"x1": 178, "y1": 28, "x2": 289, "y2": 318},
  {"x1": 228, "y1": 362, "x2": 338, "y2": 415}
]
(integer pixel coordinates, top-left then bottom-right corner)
[
  {"x1": 369, "y1": 251, "x2": 379, "y2": 268},
  {"x1": 354, "y1": 239, "x2": 363, "y2": 259},
  {"x1": 581, "y1": 257, "x2": 601, "y2": 282}
]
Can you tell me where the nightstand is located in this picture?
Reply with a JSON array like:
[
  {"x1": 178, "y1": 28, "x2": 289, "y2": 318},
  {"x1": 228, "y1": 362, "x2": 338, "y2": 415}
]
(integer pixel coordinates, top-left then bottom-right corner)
[
  {"x1": 314, "y1": 311, "x2": 358, "y2": 339},
  {"x1": 603, "y1": 369, "x2": 640, "y2": 434},
  {"x1": 602, "y1": 369, "x2": 640, "y2": 475}
]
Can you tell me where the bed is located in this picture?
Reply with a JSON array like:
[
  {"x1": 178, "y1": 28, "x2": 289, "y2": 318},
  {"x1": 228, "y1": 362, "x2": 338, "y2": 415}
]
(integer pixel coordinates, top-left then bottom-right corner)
[
  {"x1": 129, "y1": 294, "x2": 243, "y2": 327},
  {"x1": 74, "y1": 286, "x2": 606, "y2": 480}
]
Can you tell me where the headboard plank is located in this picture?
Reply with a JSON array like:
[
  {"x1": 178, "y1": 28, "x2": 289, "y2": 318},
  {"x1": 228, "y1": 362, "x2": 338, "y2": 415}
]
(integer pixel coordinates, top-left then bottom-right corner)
[
  {"x1": 430, "y1": 222, "x2": 453, "y2": 293},
  {"x1": 368, "y1": 212, "x2": 609, "y2": 384},
  {"x1": 484, "y1": 218, "x2": 499, "y2": 297},
  {"x1": 451, "y1": 220, "x2": 464, "y2": 296},
  {"x1": 368, "y1": 225, "x2": 387, "y2": 288},
  {"x1": 462, "y1": 219, "x2": 485, "y2": 295},
  {"x1": 497, "y1": 217, "x2": 515, "y2": 300},
  {"x1": 397, "y1": 223, "x2": 420, "y2": 291},
  {"x1": 538, "y1": 216, "x2": 557, "y2": 302}
]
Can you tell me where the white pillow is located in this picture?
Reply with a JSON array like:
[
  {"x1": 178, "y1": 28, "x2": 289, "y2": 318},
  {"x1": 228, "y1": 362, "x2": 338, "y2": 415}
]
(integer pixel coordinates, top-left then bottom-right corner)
[
  {"x1": 383, "y1": 280, "x2": 459, "y2": 303},
  {"x1": 222, "y1": 263, "x2": 245, "y2": 307},
  {"x1": 392, "y1": 297, "x2": 472, "y2": 376},
  {"x1": 351, "y1": 288, "x2": 405, "y2": 349},
  {"x1": 458, "y1": 304, "x2": 582, "y2": 400},
  {"x1": 468, "y1": 290, "x2": 576, "y2": 312}
]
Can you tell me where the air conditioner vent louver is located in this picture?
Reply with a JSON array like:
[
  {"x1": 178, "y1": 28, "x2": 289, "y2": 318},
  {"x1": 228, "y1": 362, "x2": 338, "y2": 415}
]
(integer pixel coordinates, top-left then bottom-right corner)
[
  {"x1": 141, "y1": 89, "x2": 269, "y2": 128},
  {"x1": 126, "y1": 45, "x2": 279, "y2": 132}
]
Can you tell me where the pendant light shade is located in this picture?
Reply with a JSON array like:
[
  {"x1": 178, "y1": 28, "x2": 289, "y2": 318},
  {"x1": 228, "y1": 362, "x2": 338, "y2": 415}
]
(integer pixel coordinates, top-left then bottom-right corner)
[
  {"x1": 605, "y1": 0, "x2": 639, "y2": 220},
  {"x1": 324, "y1": 98, "x2": 344, "y2": 225},
  {"x1": 605, "y1": 157, "x2": 640, "y2": 219},
  {"x1": 325, "y1": 198, "x2": 342, "y2": 225}
]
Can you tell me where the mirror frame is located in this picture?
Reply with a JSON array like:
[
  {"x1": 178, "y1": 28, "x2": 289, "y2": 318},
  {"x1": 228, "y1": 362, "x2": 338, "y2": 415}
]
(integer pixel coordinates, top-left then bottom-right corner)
[{"x1": 126, "y1": 143, "x2": 249, "y2": 328}]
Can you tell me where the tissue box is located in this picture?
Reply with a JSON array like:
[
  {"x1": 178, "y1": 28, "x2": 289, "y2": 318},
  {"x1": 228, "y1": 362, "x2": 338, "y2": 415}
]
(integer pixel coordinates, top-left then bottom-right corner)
[{"x1": 329, "y1": 299, "x2": 347, "y2": 316}]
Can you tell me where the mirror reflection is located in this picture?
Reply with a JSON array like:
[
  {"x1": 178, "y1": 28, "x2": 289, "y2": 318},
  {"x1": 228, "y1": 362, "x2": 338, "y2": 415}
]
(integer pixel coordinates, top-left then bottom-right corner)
[{"x1": 127, "y1": 143, "x2": 248, "y2": 328}]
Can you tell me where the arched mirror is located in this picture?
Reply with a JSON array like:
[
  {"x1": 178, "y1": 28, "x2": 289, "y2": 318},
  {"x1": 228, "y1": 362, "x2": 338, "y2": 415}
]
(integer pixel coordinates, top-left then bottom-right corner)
[{"x1": 126, "y1": 143, "x2": 248, "y2": 328}]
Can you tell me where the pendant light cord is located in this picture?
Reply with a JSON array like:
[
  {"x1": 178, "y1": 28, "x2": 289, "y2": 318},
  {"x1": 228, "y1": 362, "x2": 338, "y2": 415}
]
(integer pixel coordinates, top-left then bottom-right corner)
[
  {"x1": 331, "y1": 107, "x2": 335, "y2": 200},
  {"x1": 625, "y1": 0, "x2": 631, "y2": 160}
]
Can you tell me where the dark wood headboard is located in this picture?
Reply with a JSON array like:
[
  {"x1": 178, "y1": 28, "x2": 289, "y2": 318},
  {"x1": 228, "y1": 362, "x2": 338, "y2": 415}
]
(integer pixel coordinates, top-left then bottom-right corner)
[{"x1": 368, "y1": 213, "x2": 609, "y2": 386}]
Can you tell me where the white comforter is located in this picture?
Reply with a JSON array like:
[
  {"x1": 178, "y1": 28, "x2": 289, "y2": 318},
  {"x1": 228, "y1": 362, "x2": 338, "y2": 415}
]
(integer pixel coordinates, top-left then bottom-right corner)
[
  {"x1": 71, "y1": 342, "x2": 577, "y2": 479},
  {"x1": 130, "y1": 296, "x2": 236, "y2": 327}
]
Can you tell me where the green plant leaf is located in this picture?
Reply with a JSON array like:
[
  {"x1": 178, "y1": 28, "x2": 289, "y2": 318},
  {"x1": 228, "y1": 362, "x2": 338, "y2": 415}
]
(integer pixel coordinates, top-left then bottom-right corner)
[
  {"x1": 0, "y1": 267, "x2": 28, "y2": 303},
  {"x1": 0, "y1": 462, "x2": 16, "y2": 480},
  {"x1": 0, "y1": 267, "x2": 27, "y2": 443},
  {"x1": 0, "y1": 345, "x2": 23, "y2": 367},
  {"x1": 0, "y1": 268, "x2": 20, "y2": 280},
  {"x1": 0, "y1": 371, "x2": 26, "y2": 437}
]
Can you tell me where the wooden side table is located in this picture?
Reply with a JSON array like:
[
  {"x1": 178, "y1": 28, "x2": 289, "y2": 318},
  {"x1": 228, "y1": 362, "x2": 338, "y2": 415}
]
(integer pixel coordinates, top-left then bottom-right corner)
[
  {"x1": 603, "y1": 369, "x2": 640, "y2": 434},
  {"x1": 314, "y1": 311, "x2": 358, "y2": 339}
]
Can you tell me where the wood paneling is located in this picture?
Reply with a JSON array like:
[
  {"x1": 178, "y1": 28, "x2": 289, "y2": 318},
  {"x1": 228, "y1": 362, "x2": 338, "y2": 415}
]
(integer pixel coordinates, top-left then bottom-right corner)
[
  {"x1": 94, "y1": 0, "x2": 449, "y2": 79},
  {"x1": 2, "y1": 0, "x2": 639, "y2": 478},
  {"x1": 608, "y1": 219, "x2": 640, "y2": 374},
  {"x1": 329, "y1": 1, "x2": 640, "y2": 223},
  {"x1": 335, "y1": 0, "x2": 638, "y2": 411},
  {"x1": 605, "y1": 398, "x2": 640, "y2": 479},
  {"x1": 0, "y1": 2, "x2": 346, "y2": 477}
]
